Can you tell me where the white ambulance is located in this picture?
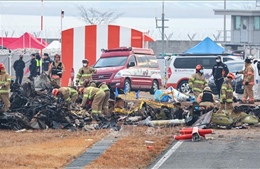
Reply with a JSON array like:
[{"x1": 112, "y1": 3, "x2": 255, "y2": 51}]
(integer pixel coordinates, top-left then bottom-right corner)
[{"x1": 165, "y1": 55, "x2": 241, "y2": 93}]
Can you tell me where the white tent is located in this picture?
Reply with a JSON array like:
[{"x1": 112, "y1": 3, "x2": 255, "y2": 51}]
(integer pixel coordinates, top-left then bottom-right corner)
[
  {"x1": 45, "y1": 40, "x2": 61, "y2": 49},
  {"x1": 43, "y1": 40, "x2": 61, "y2": 56}
]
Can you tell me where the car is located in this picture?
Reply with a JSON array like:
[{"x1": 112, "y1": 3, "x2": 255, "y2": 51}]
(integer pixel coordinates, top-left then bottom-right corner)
[
  {"x1": 92, "y1": 47, "x2": 162, "y2": 94},
  {"x1": 208, "y1": 60, "x2": 244, "y2": 94},
  {"x1": 166, "y1": 55, "x2": 241, "y2": 93}
]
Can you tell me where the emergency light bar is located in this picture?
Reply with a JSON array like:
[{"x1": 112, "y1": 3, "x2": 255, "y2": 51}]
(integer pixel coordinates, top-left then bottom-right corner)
[{"x1": 101, "y1": 47, "x2": 132, "y2": 53}]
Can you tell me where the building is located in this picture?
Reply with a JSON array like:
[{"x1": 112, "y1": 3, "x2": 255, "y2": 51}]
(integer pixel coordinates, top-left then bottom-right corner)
[{"x1": 214, "y1": 9, "x2": 260, "y2": 58}]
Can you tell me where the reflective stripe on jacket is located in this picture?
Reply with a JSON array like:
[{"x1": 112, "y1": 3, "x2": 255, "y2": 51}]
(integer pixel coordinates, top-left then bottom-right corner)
[
  {"x1": 188, "y1": 73, "x2": 208, "y2": 93},
  {"x1": 220, "y1": 80, "x2": 233, "y2": 103}
]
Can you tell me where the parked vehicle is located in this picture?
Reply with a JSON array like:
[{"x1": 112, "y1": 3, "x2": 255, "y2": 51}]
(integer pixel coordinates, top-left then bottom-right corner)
[
  {"x1": 166, "y1": 55, "x2": 241, "y2": 93},
  {"x1": 92, "y1": 47, "x2": 162, "y2": 94},
  {"x1": 208, "y1": 60, "x2": 244, "y2": 94}
]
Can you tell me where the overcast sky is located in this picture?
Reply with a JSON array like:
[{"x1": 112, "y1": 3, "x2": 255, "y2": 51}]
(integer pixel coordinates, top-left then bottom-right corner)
[{"x1": 0, "y1": 1, "x2": 259, "y2": 18}]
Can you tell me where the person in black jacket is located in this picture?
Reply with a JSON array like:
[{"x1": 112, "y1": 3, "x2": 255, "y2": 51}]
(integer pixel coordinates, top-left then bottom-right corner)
[
  {"x1": 29, "y1": 53, "x2": 37, "y2": 80},
  {"x1": 212, "y1": 56, "x2": 229, "y2": 98},
  {"x1": 13, "y1": 55, "x2": 25, "y2": 84},
  {"x1": 42, "y1": 53, "x2": 52, "y2": 73}
]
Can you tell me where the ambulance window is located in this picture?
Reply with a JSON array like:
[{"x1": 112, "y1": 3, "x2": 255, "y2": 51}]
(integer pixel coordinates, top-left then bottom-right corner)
[
  {"x1": 137, "y1": 55, "x2": 149, "y2": 67},
  {"x1": 196, "y1": 58, "x2": 215, "y2": 69},
  {"x1": 147, "y1": 56, "x2": 158, "y2": 68},
  {"x1": 128, "y1": 55, "x2": 136, "y2": 65},
  {"x1": 174, "y1": 58, "x2": 197, "y2": 69}
]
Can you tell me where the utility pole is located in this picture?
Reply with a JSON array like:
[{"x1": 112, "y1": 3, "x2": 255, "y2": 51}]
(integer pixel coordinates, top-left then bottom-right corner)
[
  {"x1": 224, "y1": 0, "x2": 226, "y2": 42},
  {"x1": 155, "y1": 0, "x2": 169, "y2": 87}
]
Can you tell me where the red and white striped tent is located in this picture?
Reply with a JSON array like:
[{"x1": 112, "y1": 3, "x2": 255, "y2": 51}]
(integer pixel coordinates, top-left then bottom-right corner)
[{"x1": 61, "y1": 24, "x2": 155, "y2": 86}]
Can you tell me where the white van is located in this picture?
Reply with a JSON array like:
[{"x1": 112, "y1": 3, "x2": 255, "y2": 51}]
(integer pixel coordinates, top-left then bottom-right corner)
[{"x1": 165, "y1": 55, "x2": 241, "y2": 93}]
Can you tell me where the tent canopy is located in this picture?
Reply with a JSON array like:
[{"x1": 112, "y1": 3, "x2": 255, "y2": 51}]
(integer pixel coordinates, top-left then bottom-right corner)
[
  {"x1": 184, "y1": 37, "x2": 225, "y2": 54},
  {"x1": 44, "y1": 40, "x2": 61, "y2": 49},
  {"x1": 4, "y1": 32, "x2": 47, "y2": 50}
]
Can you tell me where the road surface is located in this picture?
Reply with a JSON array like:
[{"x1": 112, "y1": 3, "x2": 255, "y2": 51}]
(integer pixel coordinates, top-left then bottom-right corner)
[{"x1": 150, "y1": 129, "x2": 260, "y2": 169}]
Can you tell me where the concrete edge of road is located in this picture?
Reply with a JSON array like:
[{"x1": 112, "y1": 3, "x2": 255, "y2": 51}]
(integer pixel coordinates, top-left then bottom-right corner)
[{"x1": 148, "y1": 140, "x2": 184, "y2": 169}]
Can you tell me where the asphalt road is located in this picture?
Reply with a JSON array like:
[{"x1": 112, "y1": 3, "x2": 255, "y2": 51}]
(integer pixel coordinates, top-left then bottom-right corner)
[{"x1": 150, "y1": 129, "x2": 260, "y2": 169}]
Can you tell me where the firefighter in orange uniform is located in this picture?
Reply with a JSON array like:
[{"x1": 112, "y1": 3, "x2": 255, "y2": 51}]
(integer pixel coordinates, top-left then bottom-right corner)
[
  {"x1": 48, "y1": 54, "x2": 65, "y2": 87},
  {"x1": 81, "y1": 86, "x2": 105, "y2": 121},
  {"x1": 236, "y1": 57, "x2": 255, "y2": 104},
  {"x1": 0, "y1": 63, "x2": 11, "y2": 112}
]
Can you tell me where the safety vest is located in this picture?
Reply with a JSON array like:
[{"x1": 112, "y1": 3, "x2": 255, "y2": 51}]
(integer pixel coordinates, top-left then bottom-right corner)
[
  {"x1": 51, "y1": 62, "x2": 62, "y2": 75},
  {"x1": 36, "y1": 59, "x2": 41, "y2": 67},
  {"x1": 201, "y1": 91, "x2": 213, "y2": 102}
]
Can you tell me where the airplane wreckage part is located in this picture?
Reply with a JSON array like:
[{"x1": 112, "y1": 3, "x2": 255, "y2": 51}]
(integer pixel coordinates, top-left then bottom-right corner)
[{"x1": 1, "y1": 75, "x2": 260, "y2": 131}]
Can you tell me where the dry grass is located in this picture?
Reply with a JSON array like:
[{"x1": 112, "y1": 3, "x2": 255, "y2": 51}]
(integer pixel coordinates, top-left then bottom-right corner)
[
  {"x1": 85, "y1": 126, "x2": 179, "y2": 169},
  {"x1": 0, "y1": 129, "x2": 108, "y2": 169}
]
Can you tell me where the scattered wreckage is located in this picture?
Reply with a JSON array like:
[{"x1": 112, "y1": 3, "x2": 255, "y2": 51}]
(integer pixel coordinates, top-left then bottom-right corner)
[{"x1": 0, "y1": 73, "x2": 260, "y2": 131}]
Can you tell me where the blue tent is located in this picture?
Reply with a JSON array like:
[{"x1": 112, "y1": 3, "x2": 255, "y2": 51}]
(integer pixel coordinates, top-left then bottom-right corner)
[{"x1": 184, "y1": 37, "x2": 225, "y2": 54}]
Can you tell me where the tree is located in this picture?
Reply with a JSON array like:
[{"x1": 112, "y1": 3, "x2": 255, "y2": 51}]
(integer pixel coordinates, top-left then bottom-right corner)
[{"x1": 77, "y1": 5, "x2": 124, "y2": 25}]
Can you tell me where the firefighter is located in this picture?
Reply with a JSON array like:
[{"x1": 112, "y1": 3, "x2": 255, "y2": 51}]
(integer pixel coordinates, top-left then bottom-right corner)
[
  {"x1": 248, "y1": 56, "x2": 260, "y2": 101},
  {"x1": 217, "y1": 72, "x2": 235, "y2": 114},
  {"x1": 188, "y1": 65, "x2": 208, "y2": 98},
  {"x1": 52, "y1": 87, "x2": 78, "y2": 107},
  {"x1": 236, "y1": 57, "x2": 255, "y2": 104},
  {"x1": 81, "y1": 86, "x2": 105, "y2": 121},
  {"x1": 197, "y1": 86, "x2": 216, "y2": 108},
  {"x1": 49, "y1": 54, "x2": 65, "y2": 87},
  {"x1": 76, "y1": 59, "x2": 97, "y2": 87},
  {"x1": 0, "y1": 63, "x2": 11, "y2": 112},
  {"x1": 84, "y1": 79, "x2": 110, "y2": 115},
  {"x1": 212, "y1": 56, "x2": 229, "y2": 98}
]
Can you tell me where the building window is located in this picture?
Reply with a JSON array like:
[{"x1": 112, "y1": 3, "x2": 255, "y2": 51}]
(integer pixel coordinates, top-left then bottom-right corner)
[
  {"x1": 254, "y1": 16, "x2": 260, "y2": 30},
  {"x1": 234, "y1": 16, "x2": 241, "y2": 30}
]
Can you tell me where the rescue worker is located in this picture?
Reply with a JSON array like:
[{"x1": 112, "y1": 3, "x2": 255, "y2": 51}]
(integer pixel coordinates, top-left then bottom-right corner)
[
  {"x1": 48, "y1": 54, "x2": 65, "y2": 87},
  {"x1": 188, "y1": 64, "x2": 208, "y2": 98},
  {"x1": 52, "y1": 87, "x2": 78, "y2": 107},
  {"x1": 0, "y1": 63, "x2": 11, "y2": 112},
  {"x1": 42, "y1": 53, "x2": 52, "y2": 74},
  {"x1": 28, "y1": 53, "x2": 37, "y2": 81},
  {"x1": 81, "y1": 86, "x2": 105, "y2": 121},
  {"x1": 236, "y1": 58, "x2": 255, "y2": 104},
  {"x1": 13, "y1": 55, "x2": 25, "y2": 85},
  {"x1": 212, "y1": 56, "x2": 229, "y2": 98},
  {"x1": 76, "y1": 59, "x2": 97, "y2": 87},
  {"x1": 84, "y1": 79, "x2": 110, "y2": 115},
  {"x1": 197, "y1": 86, "x2": 216, "y2": 108},
  {"x1": 218, "y1": 72, "x2": 235, "y2": 114},
  {"x1": 249, "y1": 56, "x2": 260, "y2": 101}
]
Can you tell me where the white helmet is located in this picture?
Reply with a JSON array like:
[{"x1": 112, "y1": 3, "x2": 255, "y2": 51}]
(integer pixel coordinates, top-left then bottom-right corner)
[{"x1": 247, "y1": 55, "x2": 254, "y2": 60}]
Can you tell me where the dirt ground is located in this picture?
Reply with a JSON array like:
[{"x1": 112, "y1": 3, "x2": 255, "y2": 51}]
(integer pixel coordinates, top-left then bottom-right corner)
[
  {"x1": 0, "y1": 129, "x2": 108, "y2": 169},
  {"x1": 85, "y1": 126, "x2": 180, "y2": 169}
]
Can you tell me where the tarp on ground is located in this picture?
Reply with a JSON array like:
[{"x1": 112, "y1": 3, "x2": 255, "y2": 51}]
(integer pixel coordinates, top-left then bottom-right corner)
[
  {"x1": 184, "y1": 37, "x2": 225, "y2": 54},
  {"x1": 4, "y1": 32, "x2": 47, "y2": 50}
]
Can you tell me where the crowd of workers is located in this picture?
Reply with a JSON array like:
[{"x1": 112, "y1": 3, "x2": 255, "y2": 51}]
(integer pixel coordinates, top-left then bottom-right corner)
[
  {"x1": 189, "y1": 55, "x2": 258, "y2": 114},
  {"x1": 0, "y1": 52, "x2": 259, "y2": 120}
]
